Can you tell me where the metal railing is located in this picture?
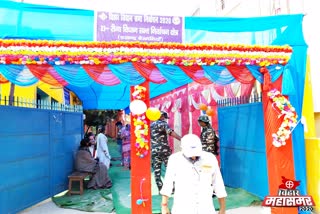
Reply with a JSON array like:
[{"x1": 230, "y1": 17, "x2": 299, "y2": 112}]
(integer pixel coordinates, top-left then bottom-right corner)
[
  {"x1": 217, "y1": 93, "x2": 262, "y2": 107},
  {"x1": 0, "y1": 95, "x2": 83, "y2": 112}
]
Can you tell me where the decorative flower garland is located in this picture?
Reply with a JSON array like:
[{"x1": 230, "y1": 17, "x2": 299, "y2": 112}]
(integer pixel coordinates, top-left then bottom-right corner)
[
  {"x1": 131, "y1": 85, "x2": 149, "y2": 157},
  {"x1": 267, "y1": 89, "x2": 298, "y2": 147},
  {"x1": 0, "y1": 39, "x2": 292, "y2": 66}
]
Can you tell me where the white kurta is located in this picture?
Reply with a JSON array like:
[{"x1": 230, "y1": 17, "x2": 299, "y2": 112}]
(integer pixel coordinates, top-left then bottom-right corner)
[
  {"x1": 88, "y1": 145, "x2": 95, "y2": 157},
  {"x1": 160, "y1": 151, "x2": 227, "y2": 214},
  {"x1": 95, "y1": 133, "x2": 111, "y2": 169}
]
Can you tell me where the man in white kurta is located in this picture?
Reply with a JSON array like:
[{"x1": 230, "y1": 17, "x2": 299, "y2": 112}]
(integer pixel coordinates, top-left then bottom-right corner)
[
  {"x1": 160, "y1": 134, "x2": 227, "y2": 214},
  {"x1": 95, "y1": 126, "x2": 111, "y2": 169}
]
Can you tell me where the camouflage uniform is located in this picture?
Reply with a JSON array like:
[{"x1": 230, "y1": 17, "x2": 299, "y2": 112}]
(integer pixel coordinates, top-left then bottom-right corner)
[
  {"x1": 198, "y1": 115, "x2": 219, "y2": 155},
  {"x1": 150, "y1": 119, "x2": 173, "y2": 191}
]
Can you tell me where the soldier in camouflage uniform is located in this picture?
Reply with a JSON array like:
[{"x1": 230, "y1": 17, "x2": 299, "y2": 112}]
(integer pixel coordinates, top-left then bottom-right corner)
[
  {"x1": 151, "y1": 111, "x2": 181, "y2": 192},
  {"x1": 198, "y1": 115, "x2": 219, "y2": 156}
]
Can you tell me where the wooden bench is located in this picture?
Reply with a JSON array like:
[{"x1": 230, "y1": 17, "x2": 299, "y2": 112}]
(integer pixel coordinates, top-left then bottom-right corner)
[{"x1": 68, "y1": 171, "x2": 91, "y2": 195}]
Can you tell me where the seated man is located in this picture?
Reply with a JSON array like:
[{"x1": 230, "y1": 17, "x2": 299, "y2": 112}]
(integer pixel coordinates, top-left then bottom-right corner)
[
  {"x1": 85, "y1": 131, "x2": 96, "y2": 157},
  {"x1": 74, "y1": 138, "x2": 112, "y2": 189}
]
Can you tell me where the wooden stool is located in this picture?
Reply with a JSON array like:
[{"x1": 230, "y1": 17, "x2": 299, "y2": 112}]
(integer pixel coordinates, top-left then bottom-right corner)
[{"x1": 68, "y1": 172, "x2": 90, "y2": 195}]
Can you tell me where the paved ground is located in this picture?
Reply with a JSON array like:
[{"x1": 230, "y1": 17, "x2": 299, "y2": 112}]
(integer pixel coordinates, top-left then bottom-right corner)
[
  {"x1": 19, "y1": 198, "x2": 271, "y2": 214},
  {"x1": 19, "y1": 199, "x2": 114, "y2": 214}
]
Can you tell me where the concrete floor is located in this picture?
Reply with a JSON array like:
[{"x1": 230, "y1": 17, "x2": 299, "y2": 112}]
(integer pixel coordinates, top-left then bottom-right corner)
[
  {"x1": 19, "y1": 198, "x2": 270, "y2": 214},
  {"x1": 19, "y1": 141, "x2": 271, "y2": 214},
  {"x1": 19, "y1": 198, "x2": 114, "y2": 214}
]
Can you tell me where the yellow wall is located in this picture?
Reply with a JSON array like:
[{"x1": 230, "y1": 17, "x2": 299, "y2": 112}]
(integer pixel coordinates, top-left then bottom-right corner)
[
  {"x1": 315, "y1": 113, "x2": 320, "y2": 138},
  {"x1": 0, "y1": 81, "x2": 65, "y2": 106},
  {"x1": 37, "y1": 82, "x2": 64, "y2": 103},
  {"x1": 303, "y1": 57, "x2": 316, "y2": 137},
  {"x1": 0, "y1": 83, "x2": 36, "y2": 99},
  {"x1": 305, "y1": 138, "x2": 320, "y2": 213},
  {"x1": 302, "y1": 56, "x2": 319, "y2": 212},
  {"x1": 0, "y1": 83, "x2": 36, "y2": 106}
]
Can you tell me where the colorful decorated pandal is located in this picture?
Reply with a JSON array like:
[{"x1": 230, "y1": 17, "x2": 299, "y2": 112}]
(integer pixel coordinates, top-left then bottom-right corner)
[
  {"x1": 267, "y1": 89, "x2": 298, "y2": 147},
  {"x1": 0, "y1": 39, "x2": 297, "y2": 147},
  {"x1": 0, "y1": 39, "x2": 292, "y2": 66}
]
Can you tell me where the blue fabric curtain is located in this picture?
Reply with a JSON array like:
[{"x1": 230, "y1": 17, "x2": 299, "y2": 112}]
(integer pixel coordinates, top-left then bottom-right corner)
[
  {"x1": 108, "y1": 63, "x2": 146, "y2": 85},
  {"x1": 202, "y1": 65, "x2": 235, "y2": 85},
  {"x1": 0, "y1": 1, "x2": 94, "y2": 41},
  {"x1": 155, "y1": 64, "x2": 192, "y2": 85},
  {"x1": 66, "y1": 82, "x2": 131, "y2": 109},
  {"x1": 0, "y1": 65, "x2": 38, "y2": 86},
  {"x1": 185, "y1": 14, "x2": 308, "y2": 200},
  {"x1": 281, "y1": 65, "x2": 295, "y2": 95},
  {"x1": 53, "y1": 65, "x2": 95, "y2": 87}
]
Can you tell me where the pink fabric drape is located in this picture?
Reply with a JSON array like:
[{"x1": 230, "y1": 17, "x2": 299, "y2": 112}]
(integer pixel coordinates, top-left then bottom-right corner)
[
  {"x1": 192, "y1": 109, "x2": 201, "y2": 136},
  {"x1": 226, "y1": 65, "x2": 256, "y2": 99},
  {"x1": 82, "y1": 65, "x2": 121, "y2": 86},
  {"x1": 226, "y1": 65, "x2": 256, "y2": 84},
  {"x1": 179, "y1": 65, "x2": 212, "y2": 85},
  {"x1": 132, "y1": 62, "x2": 167, "y2": 84},
  {"x1": 241, "y1": 83, "x2": 254, "y2": 97},
  {"x1": 224, "y1": 83, "x2": 254, "y2": 99},
  {"x1": 180, "y1": 95, "x2": 190, "y2": 137},
  {"x1": 224, "y1": 84, "x2": 237, "y2": 98},
  {"x1": 172, "y1": 85, "x2": 189, "y2": 137},
  {"x1": 168, "y1": 108, "x2": 175, "y2": 151},
  {"x1": 27, "y1": 64, "x2": 68, "y2": 86},
  {"x1": 213, "y1": 83, "x2": 225, "y2": 96},
  {"x1": 189, "y1": 88, "x2": 202, "y2": 135}
]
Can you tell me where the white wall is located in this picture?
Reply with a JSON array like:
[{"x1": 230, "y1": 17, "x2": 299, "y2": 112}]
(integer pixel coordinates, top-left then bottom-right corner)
[
  {"x1": 199, "y1": 0, "x2": 270, "y2": 17},
  {"x1": 303, "y1": 0, "x2": 320, "y2": 112},
  {"x1": 23, "y1": 0, "x2": 199, "y2": 16}
]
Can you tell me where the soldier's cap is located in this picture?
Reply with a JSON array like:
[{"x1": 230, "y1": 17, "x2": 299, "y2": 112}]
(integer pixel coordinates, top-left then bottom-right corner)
[
  {"x1": 198, "y1": 115, "x2": 210, "y2": 123},
  {"x1": 160, "y1": 111, "x2": 170, "y2": 119}
]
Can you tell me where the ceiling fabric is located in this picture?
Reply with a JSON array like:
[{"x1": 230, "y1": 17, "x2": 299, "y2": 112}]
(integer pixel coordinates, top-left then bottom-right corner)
[{"x1": 0, "y1": 63, "x2": 288, "y2": 109}]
